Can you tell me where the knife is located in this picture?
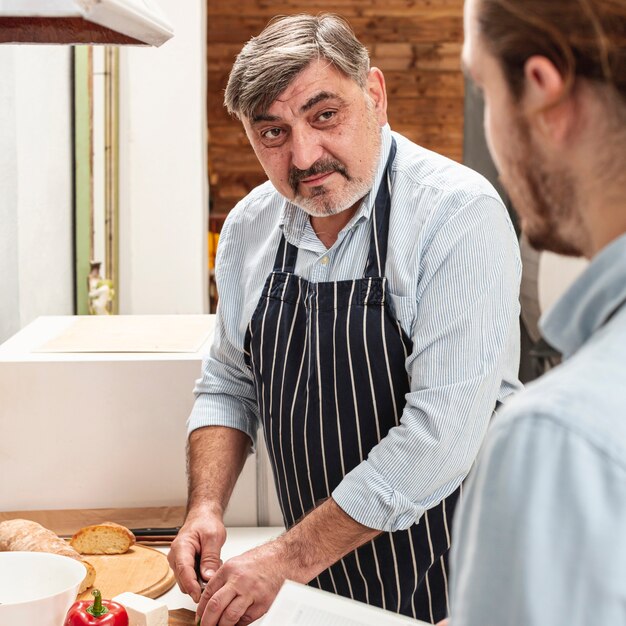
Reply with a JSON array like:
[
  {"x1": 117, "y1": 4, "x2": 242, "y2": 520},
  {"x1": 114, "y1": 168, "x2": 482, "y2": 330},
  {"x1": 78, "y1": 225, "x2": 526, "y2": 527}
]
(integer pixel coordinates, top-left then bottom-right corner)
[
  {"x1": 129, "y1": 526, "x2": 181, "y2": 536},
  {"x1": 129, "y1": 526, "x2": 181, "y2": 542},
  {"x1": 59, "y1": 526, "x2": 181, "y2": 542}
]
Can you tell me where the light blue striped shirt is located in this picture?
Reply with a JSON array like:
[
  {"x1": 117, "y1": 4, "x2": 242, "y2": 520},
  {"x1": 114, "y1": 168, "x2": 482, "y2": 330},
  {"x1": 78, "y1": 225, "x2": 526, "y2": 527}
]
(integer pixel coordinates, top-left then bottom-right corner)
[
  {"x1": 449, "y1": 233, "x2": 626, "y2": 625},
  {"x1": 189, "y1": 124, "x2": 522, "y2": 532}
]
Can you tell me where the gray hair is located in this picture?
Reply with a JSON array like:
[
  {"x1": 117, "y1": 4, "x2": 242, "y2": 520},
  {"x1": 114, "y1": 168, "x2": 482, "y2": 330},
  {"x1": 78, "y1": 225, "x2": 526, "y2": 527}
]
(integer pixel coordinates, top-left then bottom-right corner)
[{"x1": 224, "y1": 14, "x2": 370, "y2": 119}]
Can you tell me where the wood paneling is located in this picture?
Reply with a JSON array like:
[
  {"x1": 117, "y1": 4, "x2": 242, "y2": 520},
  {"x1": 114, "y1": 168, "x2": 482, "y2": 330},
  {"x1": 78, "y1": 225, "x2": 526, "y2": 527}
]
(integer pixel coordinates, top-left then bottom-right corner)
[
  {"x1": 207, "y1": 0, "x2": 464, "y2": 17},
  {"x1": 207, "y1": 1, "x2": 464, "y2": 219}
]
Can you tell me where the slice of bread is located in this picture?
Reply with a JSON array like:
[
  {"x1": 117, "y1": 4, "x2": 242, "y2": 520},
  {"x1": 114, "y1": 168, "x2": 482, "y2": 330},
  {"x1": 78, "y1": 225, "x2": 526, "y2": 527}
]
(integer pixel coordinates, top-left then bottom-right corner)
[
  {"x1": 80, "y1": 558, "x2": 97, "y2": 592},
  {"x1": 0, "y1": 518, "x2": 95, "y2": 593},
  {"x1": 70, "y1": 522, "x2": 136, "y2": 555}
]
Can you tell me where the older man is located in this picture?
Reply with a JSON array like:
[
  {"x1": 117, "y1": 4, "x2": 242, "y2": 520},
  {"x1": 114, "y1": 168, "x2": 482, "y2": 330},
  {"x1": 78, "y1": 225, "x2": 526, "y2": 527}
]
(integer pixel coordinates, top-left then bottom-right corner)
[
  {"x1": 445, "y1": 0, "x2": 626, "y2": 624},
  {"x1": 169, "y1": 14, "x2": 521, "y2": 626}
]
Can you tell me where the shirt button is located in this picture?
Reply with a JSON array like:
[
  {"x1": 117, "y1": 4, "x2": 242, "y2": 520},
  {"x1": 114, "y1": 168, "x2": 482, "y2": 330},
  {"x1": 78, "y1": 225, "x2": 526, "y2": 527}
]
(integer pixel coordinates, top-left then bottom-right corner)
[{"x1": 320, "y1": 256, "x2": 329, "y2": 265}]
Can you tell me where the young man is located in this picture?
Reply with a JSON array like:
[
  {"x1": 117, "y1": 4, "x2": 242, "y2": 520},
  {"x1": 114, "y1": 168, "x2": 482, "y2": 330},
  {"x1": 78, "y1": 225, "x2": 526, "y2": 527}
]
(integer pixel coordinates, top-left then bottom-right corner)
[
  {"x1": 169, "y1": 14, "x2": 521, "y2": 626},
  {"x1": 446, "y1": 1, "x2": 626, "y2": 623}
]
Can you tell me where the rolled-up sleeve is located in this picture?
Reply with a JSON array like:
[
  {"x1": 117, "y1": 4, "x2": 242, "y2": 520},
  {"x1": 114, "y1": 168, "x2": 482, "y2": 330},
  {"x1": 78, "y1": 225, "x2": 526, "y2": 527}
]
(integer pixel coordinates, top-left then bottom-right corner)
[
  {"x1": 187, "y1": 218, "x2": 260, "y2": 446},
  {"x1": 332, "y1": 194, "x2": 522, "y2": 531}
]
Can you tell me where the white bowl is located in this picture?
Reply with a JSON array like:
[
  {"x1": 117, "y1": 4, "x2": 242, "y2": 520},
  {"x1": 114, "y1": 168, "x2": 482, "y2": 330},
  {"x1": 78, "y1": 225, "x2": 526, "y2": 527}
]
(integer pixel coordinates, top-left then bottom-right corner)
[{"x1": 0, "y1": 551, "x2": 86, "y2": 626}]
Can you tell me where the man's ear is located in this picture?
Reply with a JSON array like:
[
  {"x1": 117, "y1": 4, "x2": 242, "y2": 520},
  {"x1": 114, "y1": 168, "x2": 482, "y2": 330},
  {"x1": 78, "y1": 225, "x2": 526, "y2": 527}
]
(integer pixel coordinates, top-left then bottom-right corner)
[
  {"x1": 523, "y1": 55, "x2": 575, "y2": 144},
  {"x1": 367, "y1": 67, "x2": 388, "y2": 126}
]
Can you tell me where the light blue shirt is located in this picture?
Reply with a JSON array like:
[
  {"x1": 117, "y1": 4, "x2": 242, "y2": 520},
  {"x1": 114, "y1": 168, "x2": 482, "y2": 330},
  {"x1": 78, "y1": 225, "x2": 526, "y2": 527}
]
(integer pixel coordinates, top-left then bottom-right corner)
[
  {"x1": 188, "y1": 124, "x2": 522, "y2": 532},
  {"x1": 450, "y1": 233, "x2": 626, "y2": 625}
]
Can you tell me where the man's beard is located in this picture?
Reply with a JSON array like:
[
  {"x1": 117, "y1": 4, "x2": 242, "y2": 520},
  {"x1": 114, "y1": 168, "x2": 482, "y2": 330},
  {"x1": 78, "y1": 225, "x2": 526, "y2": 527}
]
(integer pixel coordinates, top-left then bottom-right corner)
[
  {"x1": 287, "y1": 158, "x2": 376, "y2": 217},
  {"x1": 500, "y1": 115, "x2": 586, "y2": 257}
]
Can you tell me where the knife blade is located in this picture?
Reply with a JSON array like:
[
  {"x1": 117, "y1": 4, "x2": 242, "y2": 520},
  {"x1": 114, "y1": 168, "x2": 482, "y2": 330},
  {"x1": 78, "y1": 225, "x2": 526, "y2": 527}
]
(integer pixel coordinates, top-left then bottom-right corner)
[{"x1": 129, "y1": 526, "x2": 181, "y2": 537}]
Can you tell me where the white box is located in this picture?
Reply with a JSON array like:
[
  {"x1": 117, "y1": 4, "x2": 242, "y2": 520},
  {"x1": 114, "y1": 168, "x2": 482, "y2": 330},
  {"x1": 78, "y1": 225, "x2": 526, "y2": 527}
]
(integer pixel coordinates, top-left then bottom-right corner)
[{"x1": 0, "y1": 315, "x2": 258, "y2": 525}]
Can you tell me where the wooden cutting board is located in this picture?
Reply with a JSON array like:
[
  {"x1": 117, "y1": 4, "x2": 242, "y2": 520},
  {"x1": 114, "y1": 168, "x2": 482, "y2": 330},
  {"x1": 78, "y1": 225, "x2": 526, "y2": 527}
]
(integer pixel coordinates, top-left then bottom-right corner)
[
  {"x1": 77, "y1": 544, "x2": 175, "y2": 600},
  {"x1": 169, "y1": 608, "x2": 264, "y2": 625},
  {"x1": 169, "y1": 608, "x2": 196, "y2": 625}
]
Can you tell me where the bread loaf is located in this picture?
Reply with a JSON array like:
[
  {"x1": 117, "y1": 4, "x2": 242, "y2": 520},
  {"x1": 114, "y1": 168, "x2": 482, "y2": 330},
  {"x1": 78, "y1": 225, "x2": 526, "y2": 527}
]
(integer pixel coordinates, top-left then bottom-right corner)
[
  {"x1": 0, "y1": 518, "x2": 95, "y2": 593},
  {"x1": 70, "y1": 521, "x2": 136, "y2": 555}
]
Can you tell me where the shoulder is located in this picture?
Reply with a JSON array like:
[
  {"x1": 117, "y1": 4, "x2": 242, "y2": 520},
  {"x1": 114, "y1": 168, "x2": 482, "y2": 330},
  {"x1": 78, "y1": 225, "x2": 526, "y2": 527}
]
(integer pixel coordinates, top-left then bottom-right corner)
[
  {"x1": 217, "y1": 181, "x2": 281, "y2": 250},
  {"x1": 392, "y1": 131, "x2": 503, "y2": 206},
  {"x1": 223, "y1": 180, "x2": 281, "y2": 229},
  {"x1": 214, "y1": 180, "x2": 284, "y2": 291},
  {"x1": 389, "y1": 131, "x2": 515, "y2": 244}
]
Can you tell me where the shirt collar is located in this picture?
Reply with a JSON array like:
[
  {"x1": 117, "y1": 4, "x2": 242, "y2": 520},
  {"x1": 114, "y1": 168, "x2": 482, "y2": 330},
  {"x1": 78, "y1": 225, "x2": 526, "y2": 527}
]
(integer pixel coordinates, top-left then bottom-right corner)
[
  {"x1": 540, "y1": 232, "x2": 626, "y2": 359},
  {"x1": 279, "y1": 124, "x2": 393, "y2": 244}
]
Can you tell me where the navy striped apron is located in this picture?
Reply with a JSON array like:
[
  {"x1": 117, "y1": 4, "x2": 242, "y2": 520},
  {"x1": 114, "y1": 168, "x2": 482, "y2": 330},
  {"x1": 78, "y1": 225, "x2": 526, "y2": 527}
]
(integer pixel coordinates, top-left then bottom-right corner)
[{"x1": 244, "y1": 141, "x2": 459, "y2": 623}]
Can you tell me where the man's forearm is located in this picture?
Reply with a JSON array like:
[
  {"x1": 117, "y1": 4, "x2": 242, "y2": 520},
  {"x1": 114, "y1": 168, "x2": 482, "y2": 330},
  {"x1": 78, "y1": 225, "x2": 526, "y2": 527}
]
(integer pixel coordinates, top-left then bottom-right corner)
[
  {"x1": 277, "y1": 497, "x2": 380, "y2": 582},
  {"x1": 186, "y1": 425, "x2": 251, "y2": 517}
]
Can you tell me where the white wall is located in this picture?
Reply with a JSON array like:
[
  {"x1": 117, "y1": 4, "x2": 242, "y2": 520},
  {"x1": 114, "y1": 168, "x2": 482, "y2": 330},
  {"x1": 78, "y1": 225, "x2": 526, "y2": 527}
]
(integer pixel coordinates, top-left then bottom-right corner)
[
  {"x1": 118, "y1": 0, "x2": 209, "y2": 314},
  {"x1": 0, "y1": 0, "x2": 209, "y2": 345},
  {"x1": 538, "y1": 252, "x2": 588, "y2": 313},
  {"x1": 0, "y1": 47, "x2": 20, "y2": 343},
  {"x1": 0, "y1": 46, "x2": 74, "y2": 344}
]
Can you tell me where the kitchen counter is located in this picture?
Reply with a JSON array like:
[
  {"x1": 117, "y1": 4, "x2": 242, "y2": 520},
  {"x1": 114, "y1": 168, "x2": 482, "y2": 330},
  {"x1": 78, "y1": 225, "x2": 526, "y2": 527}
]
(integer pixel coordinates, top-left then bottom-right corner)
[
  {"x1": 0, "y1": 315, "x2": 219, "y2": 513},
  {"x1": 0, "y1": 314, "x2": 265, "y2": 527}
]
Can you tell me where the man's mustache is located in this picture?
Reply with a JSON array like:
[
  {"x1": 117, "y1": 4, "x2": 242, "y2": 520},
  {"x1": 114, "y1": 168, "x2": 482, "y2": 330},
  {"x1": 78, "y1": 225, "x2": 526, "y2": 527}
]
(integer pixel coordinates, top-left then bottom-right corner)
[{"x1": 289, "y1": 159, "x2": 351, "y2": 192}]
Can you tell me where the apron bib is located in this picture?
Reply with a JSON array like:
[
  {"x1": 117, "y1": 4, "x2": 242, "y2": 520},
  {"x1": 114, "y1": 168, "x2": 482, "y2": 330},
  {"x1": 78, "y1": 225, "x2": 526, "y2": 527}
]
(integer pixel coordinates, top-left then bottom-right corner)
[{"x1": 244, "y1": 141, "x2": 459, "y2": 622}]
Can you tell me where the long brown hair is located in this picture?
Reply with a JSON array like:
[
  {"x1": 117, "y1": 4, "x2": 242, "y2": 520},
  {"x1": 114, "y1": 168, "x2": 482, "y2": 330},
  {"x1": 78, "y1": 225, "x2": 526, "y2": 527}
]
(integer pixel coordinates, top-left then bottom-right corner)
[{"x1": 477, "y1": 0, "x2": 626, "y2": 103}]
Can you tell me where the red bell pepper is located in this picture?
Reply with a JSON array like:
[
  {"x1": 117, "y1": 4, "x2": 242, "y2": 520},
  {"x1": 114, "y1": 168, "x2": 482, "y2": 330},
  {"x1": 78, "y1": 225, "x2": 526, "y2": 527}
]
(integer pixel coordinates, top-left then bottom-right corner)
[{"x1": 64, "y1": 589, "x2": 129, "y2": 626}]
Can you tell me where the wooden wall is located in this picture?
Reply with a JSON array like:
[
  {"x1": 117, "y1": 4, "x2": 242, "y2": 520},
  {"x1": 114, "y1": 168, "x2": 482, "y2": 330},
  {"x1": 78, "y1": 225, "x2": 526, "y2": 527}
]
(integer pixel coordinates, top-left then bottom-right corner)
[{"x1": 207, "y1": 0, "x2": 465, "y2": 219}]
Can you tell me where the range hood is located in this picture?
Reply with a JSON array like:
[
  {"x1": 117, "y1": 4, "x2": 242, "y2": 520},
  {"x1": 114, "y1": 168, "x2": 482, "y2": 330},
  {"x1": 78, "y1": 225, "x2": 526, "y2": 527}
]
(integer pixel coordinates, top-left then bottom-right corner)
[{"x1": 0, "y1": 0, "x2": 173, "y2": 46}]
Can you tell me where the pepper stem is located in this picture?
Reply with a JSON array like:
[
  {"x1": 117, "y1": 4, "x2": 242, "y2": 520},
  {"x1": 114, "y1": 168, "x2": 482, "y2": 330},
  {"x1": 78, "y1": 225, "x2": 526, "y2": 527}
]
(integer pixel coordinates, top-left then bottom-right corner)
[{"x1": 86, "y1": 589, "x2": 110, "y2": 618}]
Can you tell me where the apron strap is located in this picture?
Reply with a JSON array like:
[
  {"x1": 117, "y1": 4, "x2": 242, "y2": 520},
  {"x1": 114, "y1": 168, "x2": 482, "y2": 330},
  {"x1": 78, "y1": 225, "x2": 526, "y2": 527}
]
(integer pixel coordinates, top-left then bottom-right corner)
[
  {"x1": 272, "y1": 232, "x2": 299, "y2": 273},
  {"x1": 365, "y1": 138, "x2": 397, "y2": 279}
]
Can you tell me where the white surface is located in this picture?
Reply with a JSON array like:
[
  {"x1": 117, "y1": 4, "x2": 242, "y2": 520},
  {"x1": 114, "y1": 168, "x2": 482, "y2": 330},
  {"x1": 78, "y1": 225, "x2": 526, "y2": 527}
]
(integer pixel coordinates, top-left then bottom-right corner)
[
  {"x1": 112, "y1": 591, "x2": 168, "y2": 626},
  {"x1": 0, "y1": 551, "x2": 85, "y2": 626},
  {"x1": 0, "y1": 45, "x2": 73, "y2": 346},
  {"x1": 0, "y1": 314, "x2": 283, "y2": 524},
  {"x1": 0, "y1": 315, "x2": 257, "y2": 525},
  {"x1": 265, "y1": 580, "x2": 428, "y2": 626},
  {"x1": 0, "y1": 0, "x2": 82, "y2": 17},
  {"x1": 35, "y1": 315, "x2": 214, "y2": 353},
  {"x1": 0, "y1": 0, "x2": 174, "y2": 47},
  {"x1": 86, "y1": 0, "x2": 173, "y2": 47},
  {"x1": 0, "y1": 316, "x2": 211, "y2": 362},
  {"x1": 118, "y1": 0, "x2": 208, "y2": 314}
]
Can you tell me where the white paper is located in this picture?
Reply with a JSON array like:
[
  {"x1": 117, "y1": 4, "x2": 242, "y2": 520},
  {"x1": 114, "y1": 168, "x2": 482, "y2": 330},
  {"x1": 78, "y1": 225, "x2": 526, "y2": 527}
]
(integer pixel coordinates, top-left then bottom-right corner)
[{"x1": 263, "y1": 581, "x2": 430, "y2": 626}]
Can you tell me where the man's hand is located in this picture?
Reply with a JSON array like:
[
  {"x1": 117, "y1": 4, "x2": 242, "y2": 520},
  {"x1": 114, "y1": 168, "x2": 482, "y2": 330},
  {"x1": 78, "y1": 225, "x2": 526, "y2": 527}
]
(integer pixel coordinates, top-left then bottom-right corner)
[
  {"x1": 195, "y1": 539, "x2": 295, "y2": 626},
  {"x1": 196, "y1": 497, "x2": 379, "y2": 625},
  {"x1": 168, "y1": 507, "x2": 227, "y2": 603},
  {"x1": 173, "y1": 426, "x2": 252, "y2": 603}
]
